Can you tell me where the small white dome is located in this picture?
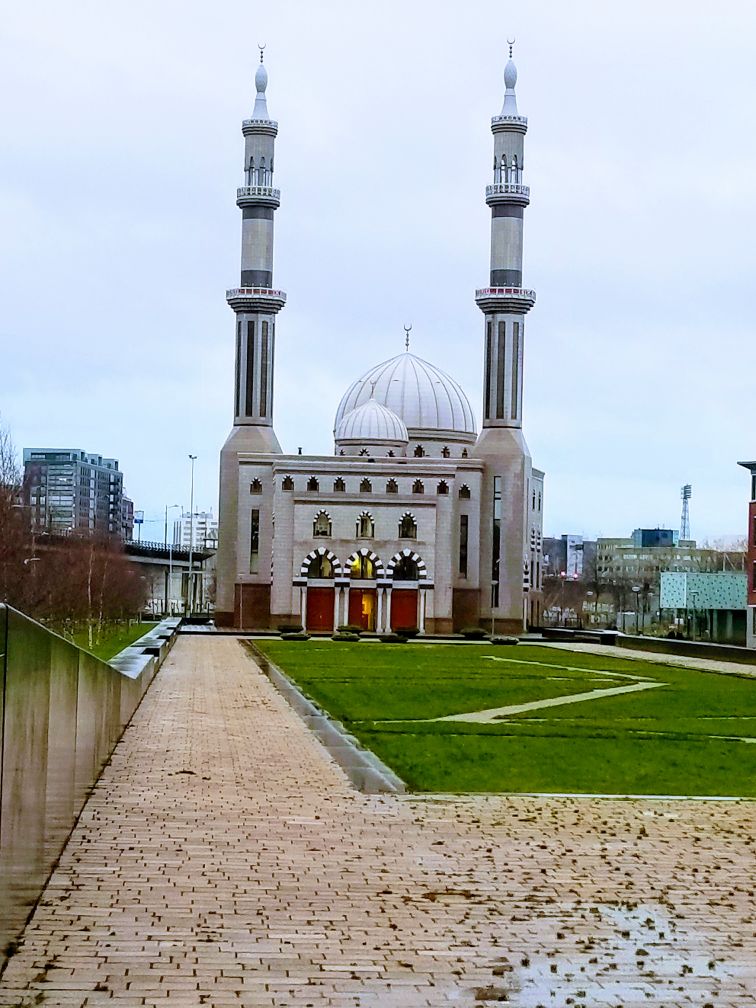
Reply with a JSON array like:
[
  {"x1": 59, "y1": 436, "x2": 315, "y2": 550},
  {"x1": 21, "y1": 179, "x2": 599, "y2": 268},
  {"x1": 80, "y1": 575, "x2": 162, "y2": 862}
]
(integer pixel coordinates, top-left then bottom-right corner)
[
  {"x1": 335, "y1": 398, "x2": 408, "y2": 444},
  {"x1": 255, "y1": 62, "x2": 268, "y2": 94},
  {"x1": 504, "y1": 57, "x2": 517, "y2": 90},
  {"x1": 335, "y1": 352, "x2": 476, "y2": 439}
]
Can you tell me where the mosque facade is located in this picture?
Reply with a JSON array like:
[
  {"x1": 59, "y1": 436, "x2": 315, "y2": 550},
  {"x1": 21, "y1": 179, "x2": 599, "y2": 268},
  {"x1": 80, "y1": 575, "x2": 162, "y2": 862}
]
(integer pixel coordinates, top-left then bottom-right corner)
[{"x1": 215, "y1": 49, "x2": 544, "y2": 634}]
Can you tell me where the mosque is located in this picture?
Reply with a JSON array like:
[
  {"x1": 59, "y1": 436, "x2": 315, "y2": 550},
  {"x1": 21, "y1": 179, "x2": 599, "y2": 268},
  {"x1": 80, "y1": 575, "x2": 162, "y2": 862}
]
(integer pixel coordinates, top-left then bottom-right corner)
[{"x1": 215, "y1": 46, "x2": 544, "y2": 634}]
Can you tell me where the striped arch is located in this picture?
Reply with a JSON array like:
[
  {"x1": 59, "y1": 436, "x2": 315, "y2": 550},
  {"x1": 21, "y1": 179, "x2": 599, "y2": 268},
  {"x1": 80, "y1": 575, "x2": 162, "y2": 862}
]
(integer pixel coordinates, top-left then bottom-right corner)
[
  {"x1": 300, "y1": 546, "x2": 342, "y2": 578},
  {"x1": 387, "y1": 548, "x2": 428, "y2": 581},
  {"x1": 344, "y1": 547, "x2": 385, "y2": 578}
]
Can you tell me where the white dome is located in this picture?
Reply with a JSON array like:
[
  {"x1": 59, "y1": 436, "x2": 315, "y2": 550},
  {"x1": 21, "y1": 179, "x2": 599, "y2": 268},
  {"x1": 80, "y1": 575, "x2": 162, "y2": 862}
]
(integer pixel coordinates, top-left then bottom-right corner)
[
  {"x1": 334, "y1": 352, "x2": 476, "y2": 438},
  {"x1": 334, "y1": 398, "x2": 408, "y2": 444}
]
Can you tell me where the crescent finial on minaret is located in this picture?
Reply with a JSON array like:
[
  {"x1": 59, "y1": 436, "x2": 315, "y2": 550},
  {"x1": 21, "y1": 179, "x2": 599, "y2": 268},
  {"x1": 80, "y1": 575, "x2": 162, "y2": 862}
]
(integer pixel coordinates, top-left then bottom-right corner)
[
  {"x1": 404, "y1": 324, "x2": 412, "y2": 352},
  {"x1": 258, "y1": 43, "x2": 266, "y2": 63},
  {"x1": 507, "y1": 38, "x2": 515, "y2": 59},
  {"x1": 253, "y1": 46, "x2": 270, "y2": 119}
]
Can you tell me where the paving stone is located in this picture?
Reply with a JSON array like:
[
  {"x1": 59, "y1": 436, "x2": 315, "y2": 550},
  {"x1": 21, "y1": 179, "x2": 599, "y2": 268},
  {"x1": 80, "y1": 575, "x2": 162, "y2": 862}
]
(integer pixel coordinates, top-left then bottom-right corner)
[{"x1": 0, "y1": 636, "x2": 753, "y2": 1006}]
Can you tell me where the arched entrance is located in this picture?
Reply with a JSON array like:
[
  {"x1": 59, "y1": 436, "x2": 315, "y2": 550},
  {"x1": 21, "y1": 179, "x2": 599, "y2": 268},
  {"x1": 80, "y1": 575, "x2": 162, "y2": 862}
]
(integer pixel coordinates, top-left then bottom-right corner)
[
  {"x1": 387, "y1": 549, "x2": 429, "y2": 633},
  {"x1": 345, "y1": 549, "x2": 384, "y2": 632},
  {"x1": 300, "y1": 549, "x2": 341, "y2": 632}
]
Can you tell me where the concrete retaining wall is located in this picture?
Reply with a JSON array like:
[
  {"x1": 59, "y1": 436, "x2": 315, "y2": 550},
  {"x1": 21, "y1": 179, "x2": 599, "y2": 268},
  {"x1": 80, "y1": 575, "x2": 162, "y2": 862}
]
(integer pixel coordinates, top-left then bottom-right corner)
[
  {"x1": 615, "y1": 634, "x2": 756, "y2": 665},
  {"x1": 0, "y1": 607, "x2": 179, "y2": 965}
]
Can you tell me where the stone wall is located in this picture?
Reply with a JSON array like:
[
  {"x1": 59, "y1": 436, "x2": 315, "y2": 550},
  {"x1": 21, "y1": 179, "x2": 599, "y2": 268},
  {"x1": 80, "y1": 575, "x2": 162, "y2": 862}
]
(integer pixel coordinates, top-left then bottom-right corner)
[{"x1": 0, "y1": 607, "x2": 180, "y2": 966}]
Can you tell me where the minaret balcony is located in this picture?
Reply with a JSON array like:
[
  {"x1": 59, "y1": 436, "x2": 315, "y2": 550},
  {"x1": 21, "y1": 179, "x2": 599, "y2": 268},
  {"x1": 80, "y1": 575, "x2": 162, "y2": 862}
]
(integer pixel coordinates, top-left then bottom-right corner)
[
  {"x1": 491, "y1": 113, "x2": 528, "y2": 134},
  {"x1": 241, "y1": 118, "x2": 278, "y2": 137},
  {"x1": 475, "y1": 286, "x2": 536, "y2": 314},
  {"x1": 236, "y1": 185, "x2": 281, "y2": 208},
  {"x1": 485, "y1": 182, "x2": 530, "y2": 207},
  {"x1": 226, "y1": 287, "x2": 287, "y2": 313}
]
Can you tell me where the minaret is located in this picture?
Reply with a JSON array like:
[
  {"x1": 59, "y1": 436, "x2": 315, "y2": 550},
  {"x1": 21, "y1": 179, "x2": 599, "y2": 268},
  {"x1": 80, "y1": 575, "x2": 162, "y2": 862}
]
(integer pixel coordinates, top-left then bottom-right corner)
[
  {"x1": 217, "y1": 51, "x2": 285, "y2": 624},
  {"x1": 226, "y1": 48, "x2": 286, "y2": 441},
  {"x1": 474, "y1": 43, "x2": 536, "y2": 634}
]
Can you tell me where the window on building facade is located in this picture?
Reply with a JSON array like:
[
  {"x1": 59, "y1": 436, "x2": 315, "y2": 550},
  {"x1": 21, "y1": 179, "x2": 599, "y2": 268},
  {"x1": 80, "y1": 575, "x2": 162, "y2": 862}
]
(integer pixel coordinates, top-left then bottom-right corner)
[
  {"x1": 309, "y1": 554, "x2": 333, "y2": 578},
  {"x1": 386, "y1": 479, "x2": 398, "y2": 493},
  {"x1": 393, "y1": 555, "x2": 419, "y2": 580},
  {"x1": 412, "y1": 480, "x2": 424, "y2": 494},
  {"x1": 360, "y1": 478, "x2": 372, "y2": 493},
  {"x1": 250, "y1": 509, "x2": 260, "y2": 574},
  {"x1": 442, "y1": 446, "x2": 450, "y2": 458},
  {"x1": 414, "y1": 445, "x2": 425, "y2": 457},
  {"x1": 333, "y1": 477, "x2": 346, "y2": 492},
  {"x1": 351, "y1": 554, "x2": 375, "y2": 578},
  {"x1": 313, "y1": 511, "x2": 332, "y2": 537},
  {"x1": 307, "y1": 477, "x2": 319, "y2": 492},
  {"x1": 461, "y1": 448, "x2": 468, "y2": 458},
  {"x1": 437, "y1": 480, "x2": 449, "y2": 495},
  {"x1": 459, "y1": 514, "x2": 469, "y2": 577},
  {"x1": 459, "y1": 484, "x2": 471, "y2": 500},
  {"x1": 398, "y1": 513, "x2": 417, "y2": 538},
  {"x1": 282, "y1": 476, "x2": 294, "y2": 491},
  {"x1": 356, "y1": 511, "x2": 375, "y2": 538},
  {"x1": 250, "y1": 479, "x2": 262, "y2": 494}
]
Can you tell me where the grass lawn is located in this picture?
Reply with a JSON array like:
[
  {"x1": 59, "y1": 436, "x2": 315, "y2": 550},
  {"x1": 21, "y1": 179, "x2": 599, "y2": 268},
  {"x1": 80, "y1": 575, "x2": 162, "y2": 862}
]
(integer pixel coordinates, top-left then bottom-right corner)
[
  {"x1": 72, "y1": 622, "x2": 157, "y2": 661},
  {"x1": 255, "y1": 640, "x2": 756, "y2": 797}
]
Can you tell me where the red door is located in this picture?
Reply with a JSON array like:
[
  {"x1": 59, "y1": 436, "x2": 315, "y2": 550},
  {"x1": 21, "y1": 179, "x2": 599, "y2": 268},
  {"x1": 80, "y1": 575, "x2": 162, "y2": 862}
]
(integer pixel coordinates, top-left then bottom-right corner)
[
  {"x1": 306, "y1": 587, "x2": 334, "y2": 631},
  {"x1": 391, "y1": 589, "x2": 418, "y2": 631}
]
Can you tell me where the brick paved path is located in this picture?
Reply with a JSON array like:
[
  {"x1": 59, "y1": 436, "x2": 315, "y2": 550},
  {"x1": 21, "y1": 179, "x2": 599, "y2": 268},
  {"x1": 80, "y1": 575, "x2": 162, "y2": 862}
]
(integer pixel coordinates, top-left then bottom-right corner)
[{"x1": 0, "y1": 637, "x2": 753, "y2": 1007}]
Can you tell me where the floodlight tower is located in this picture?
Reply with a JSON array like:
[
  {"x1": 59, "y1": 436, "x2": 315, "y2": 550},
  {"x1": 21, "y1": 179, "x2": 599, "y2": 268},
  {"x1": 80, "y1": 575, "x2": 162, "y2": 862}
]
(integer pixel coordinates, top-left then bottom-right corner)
[{"x1": 680, "y1": 484, "x2": 692, "y2": 541}]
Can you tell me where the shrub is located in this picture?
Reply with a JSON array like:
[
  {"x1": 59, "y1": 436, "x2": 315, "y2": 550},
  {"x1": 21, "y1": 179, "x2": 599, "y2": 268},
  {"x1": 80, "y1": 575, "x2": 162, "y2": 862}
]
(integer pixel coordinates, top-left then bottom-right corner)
[
  {"x1": 491, "y1": 635, "x2": 519, "y2": 646},
  {"x1": 396, "y1": 627, "x2": 419, "y2": 638},
  {"x1": 281, "y1": 631, "x2": 310, "y2": 641},
  {"x1": 379, "y1": 633, "x2": 408, "y2": 644},
  {"x1": 337, "y1": 624, "x2": 363, "y2": 635},
  {"x1": 332, "y1": 632, "x2": 361, "y2": 642},
  {"x1": 461, "y1": 627, "x2": 488, "y2": 640},
  {"x1": 278, "y1": 623, "x2": 303, "y2": 634}
]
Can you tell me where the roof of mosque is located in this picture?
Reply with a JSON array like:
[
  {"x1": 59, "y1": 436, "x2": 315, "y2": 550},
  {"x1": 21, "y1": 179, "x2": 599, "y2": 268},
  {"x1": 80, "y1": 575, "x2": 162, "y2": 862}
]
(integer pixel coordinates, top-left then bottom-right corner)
[
  {"x1": 334, "y1": 352, "x2": 476, "y2": 438},
  {"x1": 334, "y1": 397, "x2": 409, "y2": 445}
]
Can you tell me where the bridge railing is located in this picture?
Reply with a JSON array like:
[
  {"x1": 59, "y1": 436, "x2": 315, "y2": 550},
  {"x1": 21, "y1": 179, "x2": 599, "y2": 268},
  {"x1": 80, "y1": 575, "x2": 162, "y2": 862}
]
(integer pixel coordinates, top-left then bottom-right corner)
[{"x1": 0, "y1": 605, "x2": 179, "y2": 966}]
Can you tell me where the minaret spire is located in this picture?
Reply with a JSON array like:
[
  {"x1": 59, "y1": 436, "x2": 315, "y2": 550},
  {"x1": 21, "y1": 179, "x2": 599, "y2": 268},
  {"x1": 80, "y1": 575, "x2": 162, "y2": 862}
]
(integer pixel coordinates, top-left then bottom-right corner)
[
  {"x1": 252, "y1": 45, "x2": 270, "y2": 119},
  {"x1": 502, "y1": 40, "x2": 518, "y2": 115}
]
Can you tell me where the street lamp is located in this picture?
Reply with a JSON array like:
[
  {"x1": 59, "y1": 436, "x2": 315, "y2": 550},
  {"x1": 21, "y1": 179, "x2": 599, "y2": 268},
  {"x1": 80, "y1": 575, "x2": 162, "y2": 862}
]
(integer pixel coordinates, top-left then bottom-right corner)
[
  {"x1": 187, "y1": 455, "x2": 197, "y2": 616},
  {"x1": 632, "y1": 585, "x2": 641, "y2": 634},
  {"x1": 690, "y1": 590, "x2": 699, "y2": 641},
  {"x1": 164, "y1": 504, "x2": 181, "y2": 616}
]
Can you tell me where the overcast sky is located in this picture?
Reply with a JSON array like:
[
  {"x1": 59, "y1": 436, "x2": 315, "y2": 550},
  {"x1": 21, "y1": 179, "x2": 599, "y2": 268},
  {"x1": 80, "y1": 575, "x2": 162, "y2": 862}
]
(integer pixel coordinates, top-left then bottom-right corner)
[{"x1": 2, "y1": 0, "x2": 755, "y2": 544}]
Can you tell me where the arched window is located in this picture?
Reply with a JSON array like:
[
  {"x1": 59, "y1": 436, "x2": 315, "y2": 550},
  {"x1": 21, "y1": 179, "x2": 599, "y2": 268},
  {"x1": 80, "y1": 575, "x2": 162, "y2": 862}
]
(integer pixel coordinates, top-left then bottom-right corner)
[
  {"x1": 461, "y1": 448, "x2": 468, "y2": 458},
  {"x1": 512, "y1": 154, "x2": 519, "y2": 183},
  {"x1": 309, "y1": 554, "x2": 333, "y2": 578},
  {"x1": 412, "y1": 479, "x2": 424, "y2": 494},
  {"x1": 387, "y1": 450, "x2": 395, "y2": 457},
  {"x1": 459, "y1": 484, "x2": 471, "y2": 500},
  {"x1": 398, "y1": 513, "x2": 417, "y2": 539},
  {"x1": 313, "y1": 511, "x2": 332, "y2": 537},
  {"x1": 413, "y1": 445, "x2": 425, "y2": 457},
  {"x1": 356, "y1": 511, "x2": 374, "y2": 538},
  {"x1": 393, "y1": 555, "x2": 419, "y2": 580},
  {"x1": 441, "y1": 446, "x2": 450, "y2": 458},
  {"x1": 360, "y1": 478, "x2": 372, "y2": 493},
  {"x1": 250, "y1": 479, "x2": 262, "y2": 494},
  {"x1": 359, "y1": 448, "x2": 369, "y2": 456},
  {"x1": 307, "y1": 477, "x2": 319, "y2": 492},
  {"x1": 339, "y1": 449, "x2": 345, "y2": 456},
  {"x1": 333, "y1": 477, "x2": 346, "y2": 492},
  {"x1": 386, "y1": 479, "x2": 398, "y2": 494},
  {"x1": 437, "y1": 480, "x2": 449, "y2": 495},
  {"x1": 282, "y1": 476, "x2": 294, "y2": 491},
  {"x1": 350, "y1": 554, "x2": 375, "y2": 579}
]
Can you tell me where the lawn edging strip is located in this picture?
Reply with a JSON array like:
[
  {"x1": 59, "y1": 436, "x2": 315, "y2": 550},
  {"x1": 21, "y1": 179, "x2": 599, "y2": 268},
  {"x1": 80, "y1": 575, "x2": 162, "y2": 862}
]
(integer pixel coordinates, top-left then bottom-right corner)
[{"x1": 243, "y1": 641, "x2": 406, "y2": 795}]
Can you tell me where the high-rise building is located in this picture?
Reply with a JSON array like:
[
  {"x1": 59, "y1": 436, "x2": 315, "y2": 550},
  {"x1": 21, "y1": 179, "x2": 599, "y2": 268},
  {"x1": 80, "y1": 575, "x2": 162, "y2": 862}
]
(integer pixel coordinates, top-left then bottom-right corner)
[
  {"x1": 216, "y1": 48, "x2": 545, "y2": 632},
  {"x1": 23, "y1": 449, "x2": 125, "y2": 536},
  {"x1": 173, "y1": 511, "x2": 218, "y2": 550}
]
